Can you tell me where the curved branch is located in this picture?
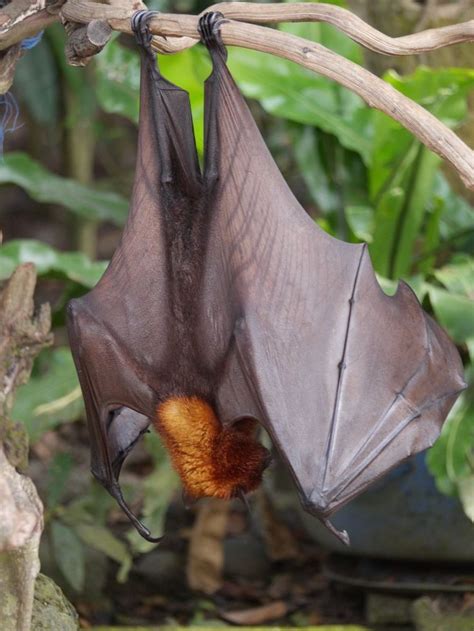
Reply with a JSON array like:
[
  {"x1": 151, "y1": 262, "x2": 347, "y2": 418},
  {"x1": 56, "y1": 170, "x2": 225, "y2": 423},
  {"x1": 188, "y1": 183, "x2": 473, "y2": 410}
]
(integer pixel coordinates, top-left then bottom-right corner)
[
  {"x1": 2, "y1": 0, "x2": 474, "y2": 189},
  {"x1": 61, "y1": 1, "x2": 474, "y2": 55},
  {"x1": 60, "y1": 4, "x2": 474, "y2": 190}
]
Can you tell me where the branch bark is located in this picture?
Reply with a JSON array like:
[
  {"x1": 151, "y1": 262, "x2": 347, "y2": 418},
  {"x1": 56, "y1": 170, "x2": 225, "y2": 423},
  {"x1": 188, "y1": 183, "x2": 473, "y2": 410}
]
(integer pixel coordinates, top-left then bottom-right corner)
[
  {"x1": 0, "y1": 263, "x2": 52, "y2": 631},
  {"x1": 0, "y1": 0, "x2": 473, "y2": 189}
]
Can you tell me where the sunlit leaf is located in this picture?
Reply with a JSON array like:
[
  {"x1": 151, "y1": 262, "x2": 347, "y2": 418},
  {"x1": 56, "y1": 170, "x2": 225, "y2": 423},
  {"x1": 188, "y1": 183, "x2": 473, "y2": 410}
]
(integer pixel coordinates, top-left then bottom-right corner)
[
  {"x1": 228, "y1": 47, "x2": 372, "y2": 161},
  {"x1": 345, "y1": 205, "x2": 374, "y2": 243},
  {"x1": 0, "y1": 152, "x2": 128, "y2": 225}
]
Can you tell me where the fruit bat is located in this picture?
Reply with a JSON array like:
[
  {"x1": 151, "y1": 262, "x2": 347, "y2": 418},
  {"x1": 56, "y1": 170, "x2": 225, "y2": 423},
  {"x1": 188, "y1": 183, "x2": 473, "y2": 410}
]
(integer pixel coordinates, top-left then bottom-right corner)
[{"x1": 67, "y1": 11, "x2": 466, "y2": 544}]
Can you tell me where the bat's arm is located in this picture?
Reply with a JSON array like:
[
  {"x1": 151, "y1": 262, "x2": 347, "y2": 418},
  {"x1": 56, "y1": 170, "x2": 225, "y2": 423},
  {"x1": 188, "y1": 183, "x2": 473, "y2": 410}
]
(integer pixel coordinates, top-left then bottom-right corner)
[{"x1": 67, "y1": 299, "x2": 163, "y2": 543}]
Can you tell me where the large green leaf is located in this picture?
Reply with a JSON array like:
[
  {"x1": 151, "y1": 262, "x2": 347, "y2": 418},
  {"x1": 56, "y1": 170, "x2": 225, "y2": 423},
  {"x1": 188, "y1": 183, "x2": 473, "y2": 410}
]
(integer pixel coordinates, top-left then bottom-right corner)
[
  {"x1": 372, "y1": 146, "x2": 441, "y2": 278},
  {"x1": 0, "y1": 152, "x2": 128, "y2": 225},
  {"x1": 0, "y1": 239, "x2": 107, "y2": 287},
  {"x1": 95, "y1": 36, "x2": 140, "y2": 123},
  {"x1": 51, "y1": 520, "x2": 86, "y2": 592},
  {"x1": 227, "y1": 48, "x2": 372, "y2": 161},
  {"x1": 428, "y1": 286, "x2": 474, "y2": 347},
  {"x1": 74, "y1": 524, "x2": 132, "y2": 583},
  {"x1": 13, "y1": 38, "x2": 60, "y2": 126},
  {"x1": 386, "y1": 66, "x2": 474, "y2": 126},
  {"x1": 427, "y1": 393, "x2": 474, "y2": 499},
  {"x1": 368, "y1": 67, "x2": 474, "y2": 278},
  {"x1": 433, "y1": 255, "x2": 474, "y2": 299},
  {"x1": 12, "y1": 347, "x2": 83, "y2": 443}
]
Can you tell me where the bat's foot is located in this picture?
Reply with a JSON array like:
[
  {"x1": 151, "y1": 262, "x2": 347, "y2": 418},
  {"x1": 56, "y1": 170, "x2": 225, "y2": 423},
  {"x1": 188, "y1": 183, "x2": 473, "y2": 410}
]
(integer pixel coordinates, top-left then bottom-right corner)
[
  {"x1": 110, "y1": 482, "x2": 163, "y2": 543},
  {"x1": 322, "y1": 518, "x2": 350, "y2": 546},
  {"x1": 199, "y1": 11, "x2": 228, "y2": 57},
  {"x1": 131, "y1": 9, "x2": 160, "y2": 50}
]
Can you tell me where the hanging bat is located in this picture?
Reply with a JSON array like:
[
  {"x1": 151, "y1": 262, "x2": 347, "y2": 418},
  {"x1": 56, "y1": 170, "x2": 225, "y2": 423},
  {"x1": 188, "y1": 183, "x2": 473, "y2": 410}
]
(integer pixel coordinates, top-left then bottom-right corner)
[{"x1": 67, "y1": 11, "x2": 466, "y2": 543}]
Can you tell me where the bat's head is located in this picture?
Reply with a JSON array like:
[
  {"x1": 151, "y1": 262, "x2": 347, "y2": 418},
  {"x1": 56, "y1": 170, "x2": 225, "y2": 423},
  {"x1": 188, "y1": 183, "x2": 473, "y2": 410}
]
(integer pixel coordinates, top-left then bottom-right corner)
[{"x1": 155, "y1": 397, "x2": 271, "y2": 502}]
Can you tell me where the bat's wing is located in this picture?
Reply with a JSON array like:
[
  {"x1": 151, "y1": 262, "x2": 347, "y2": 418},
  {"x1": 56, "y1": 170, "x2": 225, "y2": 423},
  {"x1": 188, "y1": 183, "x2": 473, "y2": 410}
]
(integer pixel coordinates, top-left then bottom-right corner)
[
  {"x1": 67, "y1": 29, "x2": 201, "y2": 540},
  {"x1": 200, "y1": 23, "x2": 466, "y2": 541}
]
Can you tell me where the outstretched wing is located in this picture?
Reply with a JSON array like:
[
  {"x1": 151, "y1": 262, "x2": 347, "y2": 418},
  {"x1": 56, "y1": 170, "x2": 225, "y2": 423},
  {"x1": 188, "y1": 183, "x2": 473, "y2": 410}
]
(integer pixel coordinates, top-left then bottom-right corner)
[{"x1": 202, "y1": 43, "x2": 466, "y2": 539}]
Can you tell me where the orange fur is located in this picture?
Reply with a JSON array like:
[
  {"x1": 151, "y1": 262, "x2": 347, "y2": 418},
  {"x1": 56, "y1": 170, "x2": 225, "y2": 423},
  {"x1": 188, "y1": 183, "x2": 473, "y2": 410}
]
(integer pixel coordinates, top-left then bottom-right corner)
[{"x1": 154, "y1": 396, "x2": 269, "y2": 500}]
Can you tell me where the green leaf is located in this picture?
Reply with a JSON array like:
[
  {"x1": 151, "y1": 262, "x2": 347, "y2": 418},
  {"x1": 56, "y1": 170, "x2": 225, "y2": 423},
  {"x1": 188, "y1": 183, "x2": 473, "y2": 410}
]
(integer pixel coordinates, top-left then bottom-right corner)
[
  {"x1": 458, "y1": 476, "x2": 474, "y2": 522},
  {"x1": 51, "y1": 520, "x2": 86, "y2": 592},
  {"x1": 433, "y1": 256, "x2": 474, "y2": 299},
  {"x1": 368, "y1": 67, "x2": 474, "y2": 278},
  {"x1": 0, "y1": 240, "x2": 107, "y2": 287},
  {"x1": 432, "y1": 174, "x2": 474, "y2": 245},
  {"x1": 12, "y1": 348, "x2": 83, "y2": 443},
  {"x1": 74, "y1": 523, "x2": 132, "y2": 583},
  {"x1": 13, "y1": 39, "x2": 60, "y2": 126},
  {"x1": 427, "y1": 286, "x2": 474, "y2": 346},
  {"x1": 427, "y1": 391, "x2": 474, "y2": 501},
  {"x1": 385, "y1": 66, "x2": 474, "y2": 126},
  {"x1": 47, "y1": 453, "x2": 74, "y2": 510},
  {"x1": 345, "y1": 205, "x2": 375, "y2": 243},
  {"x1": 369, "y1": 186, "x2": 405, "y2": 277},
  {"x1": 96, "y1": 40, "x2": 208, "y2": 153},
  {"x1": 0, "y1": 152, "x2": 128, "y2": 225},
  {"x1": 392, "y1": 148, "x2": 441, "y2": 278},
  {"x1": 292, "y1": 126, "x2": 340, "y2": 215},
  {"x1": 227, "y1": 47, "x2": 372, "y2": 161},
  {"x1": 95, "y1": 36, "x2": 140, "y2": 123}
]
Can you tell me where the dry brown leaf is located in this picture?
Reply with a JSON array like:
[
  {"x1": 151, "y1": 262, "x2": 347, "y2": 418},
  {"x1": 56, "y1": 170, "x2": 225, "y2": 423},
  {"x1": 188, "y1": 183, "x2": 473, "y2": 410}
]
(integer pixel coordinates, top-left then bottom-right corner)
[
  {"x1": 186, "y1": 498, "x2": 230, "y2": 594},
  {"x1": 221, "y1": 600, "x2": 288, "y2": 625}
]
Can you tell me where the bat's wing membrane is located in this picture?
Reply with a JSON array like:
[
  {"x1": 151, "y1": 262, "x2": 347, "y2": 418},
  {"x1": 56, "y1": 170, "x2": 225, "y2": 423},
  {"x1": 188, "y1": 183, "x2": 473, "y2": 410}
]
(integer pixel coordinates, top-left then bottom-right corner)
[
  {"x1": 203, "y1": 46, "x2": 466, "y2": 537},
  {"x1": 67, "y1": 48, "x2": 200, "y2": 540}
]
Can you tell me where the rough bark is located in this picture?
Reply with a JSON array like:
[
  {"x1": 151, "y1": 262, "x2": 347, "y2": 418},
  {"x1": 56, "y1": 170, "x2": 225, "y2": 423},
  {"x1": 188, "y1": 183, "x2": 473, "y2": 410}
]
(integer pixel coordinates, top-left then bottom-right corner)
[{"x1": 0, "y1": 264, "x2": 51, "y2": 631}]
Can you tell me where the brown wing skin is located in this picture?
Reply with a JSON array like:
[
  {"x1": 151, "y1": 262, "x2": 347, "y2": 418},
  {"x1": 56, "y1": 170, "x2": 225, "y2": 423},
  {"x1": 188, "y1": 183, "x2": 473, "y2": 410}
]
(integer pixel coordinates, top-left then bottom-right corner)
[
  {"x1": 67, "y1": 45, "x2": 202, "y2": 541},
  {"x1": 199, "y1": 30, "x2": 466, "y2": 541},
  {"x1": 68, "y1": 13, "x2": 466, "y2": 544}
]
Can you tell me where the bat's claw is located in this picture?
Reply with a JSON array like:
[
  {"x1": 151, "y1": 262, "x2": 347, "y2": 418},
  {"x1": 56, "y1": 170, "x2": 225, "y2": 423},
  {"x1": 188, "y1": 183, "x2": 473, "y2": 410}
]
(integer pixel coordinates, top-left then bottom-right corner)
[
  {"x1": 199, "y1": 11, "x2": 228, "y2": 57},
  {"x1": 110, "y1": 482, "x2": 163, "y2": 543},
  {"x1": 131, "y1": 9, "x2": 160, "y2": 50},
  {"x1": 322, "y1": 518, "x2": 350, "y2": 546}
]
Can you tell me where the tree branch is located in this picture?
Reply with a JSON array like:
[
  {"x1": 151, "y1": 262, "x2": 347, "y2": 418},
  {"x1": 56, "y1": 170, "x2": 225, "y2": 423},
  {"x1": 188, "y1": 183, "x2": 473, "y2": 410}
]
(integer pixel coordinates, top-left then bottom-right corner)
[{"x1": 1, "y1": 0, "x2": 473, "y2": 189}]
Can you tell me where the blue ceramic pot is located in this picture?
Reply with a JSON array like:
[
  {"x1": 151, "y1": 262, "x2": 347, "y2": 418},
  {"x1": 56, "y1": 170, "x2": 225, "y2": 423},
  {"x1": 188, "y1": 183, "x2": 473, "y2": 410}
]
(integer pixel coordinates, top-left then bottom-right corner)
[{"x1": 298, "y1": 453, "x2": 474, "y2": 561}]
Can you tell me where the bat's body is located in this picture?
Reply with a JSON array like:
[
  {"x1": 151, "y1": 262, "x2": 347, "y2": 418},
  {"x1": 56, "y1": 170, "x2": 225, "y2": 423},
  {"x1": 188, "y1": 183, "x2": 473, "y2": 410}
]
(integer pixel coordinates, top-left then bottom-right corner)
[{"x1": 67, "y1": 12, "x2": 466, "y2": 543}]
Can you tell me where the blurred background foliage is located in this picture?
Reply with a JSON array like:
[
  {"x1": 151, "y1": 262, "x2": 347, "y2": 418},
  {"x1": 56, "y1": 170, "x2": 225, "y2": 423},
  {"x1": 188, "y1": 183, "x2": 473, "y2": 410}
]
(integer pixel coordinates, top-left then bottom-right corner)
[{"x1": 0, "y1": 0, "x2": 472, "y2": 605}]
